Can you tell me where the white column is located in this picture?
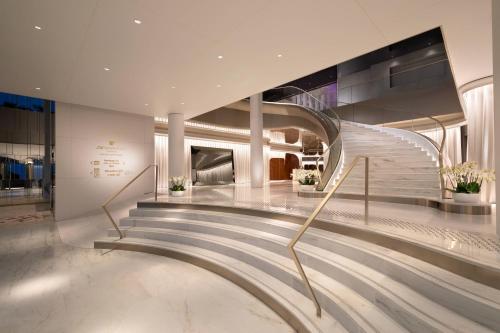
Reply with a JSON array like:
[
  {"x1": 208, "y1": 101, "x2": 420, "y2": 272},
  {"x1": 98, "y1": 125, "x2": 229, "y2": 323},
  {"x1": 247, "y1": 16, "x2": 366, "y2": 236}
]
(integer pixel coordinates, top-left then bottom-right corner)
[
  {"x1": 168, "y1": 113, "x2": 185, "y2": 180},
  {"x1": 250, "y1": 93, "x2": 264, "y2": 188},
  {"x1": 493, "y1": 1, "x2": 500, "y2": 235}
]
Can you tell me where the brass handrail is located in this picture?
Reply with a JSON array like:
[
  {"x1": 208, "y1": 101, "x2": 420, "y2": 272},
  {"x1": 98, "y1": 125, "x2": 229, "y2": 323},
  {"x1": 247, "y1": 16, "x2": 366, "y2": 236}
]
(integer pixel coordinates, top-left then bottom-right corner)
[
  {"x1": 288, "y1": 155, "x2": 369, "y2": 317},
  {"x1": 407, "y1": 115, "x2": 447, "y2": 199},
  {"x1": 426, "y1": 116, "x2": 447, "y2": 199},
  {"x1": 102, "y1": 164, "x2": 159, "y2": 239}
]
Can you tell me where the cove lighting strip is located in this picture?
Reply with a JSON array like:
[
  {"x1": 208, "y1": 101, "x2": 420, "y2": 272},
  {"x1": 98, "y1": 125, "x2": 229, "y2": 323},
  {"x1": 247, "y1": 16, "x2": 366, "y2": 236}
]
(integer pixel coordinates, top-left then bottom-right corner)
[{"x1": 155, "y1": 117, "x2": 271, "y2": 139}]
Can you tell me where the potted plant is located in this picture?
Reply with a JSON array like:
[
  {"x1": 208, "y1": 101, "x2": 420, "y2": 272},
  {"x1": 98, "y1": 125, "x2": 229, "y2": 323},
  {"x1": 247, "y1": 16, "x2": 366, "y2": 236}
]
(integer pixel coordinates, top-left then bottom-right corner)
[
  {"x1": 294, "y1": 169, "x2": 320, "y2": 191},
  {"x1": 169, "y1": 176, "x2": 187, "y2": 197},
  {"x1": 440, "y1": 162, "x2": 495, "y2": 203}
]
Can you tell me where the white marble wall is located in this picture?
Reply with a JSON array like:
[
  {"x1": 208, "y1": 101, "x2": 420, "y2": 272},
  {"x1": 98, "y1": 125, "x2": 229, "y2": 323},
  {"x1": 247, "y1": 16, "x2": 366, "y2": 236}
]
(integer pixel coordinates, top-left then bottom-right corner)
[{"x1": 55, "y1": 103, "x2": 154, "y2": 220}]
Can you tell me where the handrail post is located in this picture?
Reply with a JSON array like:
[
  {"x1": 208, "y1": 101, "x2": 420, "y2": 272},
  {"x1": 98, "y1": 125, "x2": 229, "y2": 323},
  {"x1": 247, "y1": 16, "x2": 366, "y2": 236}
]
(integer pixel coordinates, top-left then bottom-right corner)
[
  {"x1": 427, "y1": 116, "x2": 447, "y2": 199},
  {"x1": 102, "y1": 164, "x2": 158, "y2": 240},
  {"x1": 365, "y1": 156, "x2": 369, "y2": 221},
  {"x1": 155, "y1": 164, "x2": 159, "y2": 202}
]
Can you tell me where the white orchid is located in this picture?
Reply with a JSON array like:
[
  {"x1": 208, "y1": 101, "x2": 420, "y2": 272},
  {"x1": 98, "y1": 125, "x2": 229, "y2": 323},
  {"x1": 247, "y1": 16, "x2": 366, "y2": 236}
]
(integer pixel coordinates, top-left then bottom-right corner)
[
  {"x1": 293, "y1": 169, "x2": 320, "y2": 185},
  {"x1": 169, "y1": 176, "x2": 186, "y2": 191},
  {"x1": 440, "y1": 162, "x2": 495, "y2": 193}
]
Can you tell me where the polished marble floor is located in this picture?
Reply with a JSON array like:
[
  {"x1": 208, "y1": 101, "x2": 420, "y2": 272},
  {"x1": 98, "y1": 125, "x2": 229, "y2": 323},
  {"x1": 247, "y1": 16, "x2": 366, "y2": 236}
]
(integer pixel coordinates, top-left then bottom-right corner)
[
  {"x1": 0, "y1": 205, "x2": 292, "y2": 333},
  {"x1": 152, "y1": 181, "x2": 500, "y2": 268}
]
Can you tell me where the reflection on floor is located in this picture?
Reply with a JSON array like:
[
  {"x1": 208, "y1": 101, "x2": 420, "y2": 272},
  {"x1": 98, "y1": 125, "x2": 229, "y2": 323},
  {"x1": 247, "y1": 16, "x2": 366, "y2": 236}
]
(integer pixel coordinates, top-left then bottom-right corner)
[
  {"x1": 153, "y1": 181, "x2": 500, "y2": 268},
  {"x1": 0, "y1": 204, "x2": 292, "y2": 333},
  {"x1": 0, "y1": 188, "x2": 47, "y2": 206}
]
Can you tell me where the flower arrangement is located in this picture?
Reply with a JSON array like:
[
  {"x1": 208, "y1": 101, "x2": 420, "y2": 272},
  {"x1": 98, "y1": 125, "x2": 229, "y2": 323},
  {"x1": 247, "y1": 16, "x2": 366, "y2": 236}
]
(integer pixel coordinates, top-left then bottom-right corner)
[
  {"x1": 440, "y1": 161, "x2": 495, "y2": 194},
  {"x1": 169, "y1": 176, "x2": 186, "y2": 192},
  {"x1": 293, "y1": 169, "x2": 320, "y2": 185}
]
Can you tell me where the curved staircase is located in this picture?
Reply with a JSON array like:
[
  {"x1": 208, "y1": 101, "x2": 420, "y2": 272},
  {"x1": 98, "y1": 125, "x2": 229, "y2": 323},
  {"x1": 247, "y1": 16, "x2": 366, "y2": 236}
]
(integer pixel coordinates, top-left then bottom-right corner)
[
  {"x1": 95, "y1": 205, "x2": 500, "y2": 333},
  {"x1": 329, "y1": 121, "x2": 441, "y2": 199}
]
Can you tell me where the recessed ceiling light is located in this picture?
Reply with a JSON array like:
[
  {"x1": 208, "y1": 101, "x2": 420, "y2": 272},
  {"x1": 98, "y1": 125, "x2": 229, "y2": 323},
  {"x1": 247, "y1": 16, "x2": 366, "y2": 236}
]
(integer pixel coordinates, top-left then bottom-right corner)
[
  {"x1": 133, "y1": 19, "x2": 142, "y2": 24},
  {"x1": 180, "y1": 102, "x2": 185, "y2": 105},
  {"x1": 216, "y1": 84, "x2": 222, "y2": 88},
  {"x1": 144, "y1": 103, "x2": 149, "y2": 106},
  {"x1": 35, "y1": 87, "x2": 41, "y2": 90},
  {"x1": 34, "y1": 25, "x2": 42, "y2": 30},
  {"x1": 104, "y1": 67, "x2": 111, "y2": 71},
  {"x1": 217, "y1": 55, "x2": 223, "y2": 59},
  {"x1": 277, "y1": 54, "x2": 283, "y2": 58},
  {"x1": 171, "y1": 86, "x2": 176, "y2": 89}
]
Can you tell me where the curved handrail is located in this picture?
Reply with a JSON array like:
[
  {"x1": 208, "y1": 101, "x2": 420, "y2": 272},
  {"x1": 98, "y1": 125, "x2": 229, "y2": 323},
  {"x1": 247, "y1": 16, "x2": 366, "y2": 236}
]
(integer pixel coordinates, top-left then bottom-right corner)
[
  {"x1": 102, "y1": 164, "x2": 159, "y2": 239},
  {"x1": 272, "y1": 85, "x2": 342, "y2": 134},
  {"x1": 419, "y1": 116, "x2": 447, "y2": 199},
  {"x1": 265, "y1": 86, "x2": 342, "y2": 190},
  {"x1": 288, "y1": 155, "x2": 369, "y2": 317}
]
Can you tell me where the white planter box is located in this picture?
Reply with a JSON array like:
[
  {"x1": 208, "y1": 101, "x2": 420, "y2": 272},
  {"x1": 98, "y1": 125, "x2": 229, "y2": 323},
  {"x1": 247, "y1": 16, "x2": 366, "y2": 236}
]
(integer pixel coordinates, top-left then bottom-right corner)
[
  {"x1": 299, "y1": 184, "x2": 316, "y2": 192},
  {"x1": 169, "y1": 190, "x2": 185, "y2": 197},
  {"x1": 452, "y1": 192, "x2": 480, "y2": 204}
]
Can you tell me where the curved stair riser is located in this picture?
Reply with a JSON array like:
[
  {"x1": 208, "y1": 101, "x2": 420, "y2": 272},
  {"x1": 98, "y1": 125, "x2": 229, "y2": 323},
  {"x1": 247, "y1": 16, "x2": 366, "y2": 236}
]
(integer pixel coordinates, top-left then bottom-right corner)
[
  {"x1": 334, "y1": 121, "x2": 441, "y2": 199},
  {"x1": 108, "y1": 228, "x2": 389, "y2": 333},
  {"x1": 94, "y1": 240, "x2": 336, "y2": 333},
  {"x1": 126, "y1": 208, "x2": 500, "y2": 332},
  {"x1": 120, "y1": 215, "x2": 498, "y2": 332}
]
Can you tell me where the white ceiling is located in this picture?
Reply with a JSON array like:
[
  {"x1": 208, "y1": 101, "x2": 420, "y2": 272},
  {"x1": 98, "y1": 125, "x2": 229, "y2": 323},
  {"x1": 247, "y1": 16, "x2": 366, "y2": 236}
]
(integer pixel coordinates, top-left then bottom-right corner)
[{"x1": 0, "y1": 0, "x2": 493, "y2": 119}]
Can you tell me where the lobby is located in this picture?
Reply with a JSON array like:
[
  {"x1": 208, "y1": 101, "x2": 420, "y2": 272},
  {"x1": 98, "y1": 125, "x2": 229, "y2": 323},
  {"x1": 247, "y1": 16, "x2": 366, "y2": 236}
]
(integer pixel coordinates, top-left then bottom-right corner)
[{"x1": 1, "y1": 1, "x2": 500, "y2": 332}]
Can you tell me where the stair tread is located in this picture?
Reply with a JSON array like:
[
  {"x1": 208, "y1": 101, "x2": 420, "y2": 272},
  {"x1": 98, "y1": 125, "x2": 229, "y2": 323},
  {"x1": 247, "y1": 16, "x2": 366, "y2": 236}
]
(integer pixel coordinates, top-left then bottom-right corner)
[
  {"x1": 120, "y1": 208, "x2": 500, "y2": 331},
  {"x1": 128, "y1": 209, "x2": 500, "y2": 306},
  {"x1": 96, "y1": 236, "x2": 348, "y2": 333},
  {"x1": 117, "y1": 219, "x2": 492, "y2": 332},
  {"x1": 112, "y1": 228, "x2": 411, "y2": 333}
]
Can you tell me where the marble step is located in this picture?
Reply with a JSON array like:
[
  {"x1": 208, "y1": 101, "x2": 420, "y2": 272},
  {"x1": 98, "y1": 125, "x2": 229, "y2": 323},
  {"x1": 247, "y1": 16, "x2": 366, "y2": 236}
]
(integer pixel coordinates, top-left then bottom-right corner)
[
  {"x1": 107, "y1": 228, "x2": 408, "y2": 333},
  {"x1": 340, "y1": 178, "x2": 441, "y2": 189},
  {"x1": 348, "y1": 159, "x2": 437, "y2": 169},
  {"x1": 95, "y1": 236, "x2": 347, "y2": 333},
  {"x1": 343, "y1": 155, "x2": 434, "y2": 164},
  {"x1": 337, "y1": 185, "x2": 441, "y2": 197},
  {"x1": 128, "y1": 209, "x2": 500, "y2": 330},
  {"x1": 120, "y1": 211, "x2": 499, "y2": 332},
  {"x1": 342, "y1": 145, "x2": 427, "y2": 156},
  {"x1": 341, "y1": 138, "x2": 407, "y2": 144},
  {"x1": 346, "y1": 172, "x2": 440, "y2": 181},
  {"x1": 341, "y1": 150, "x2": 429, "y2": 158},
  {"x1": 348, "y1": 165, "x2": 438, "y2": 174},
  {"x1": 342, "y1": 143, "x2": 419, "y2": 149}
]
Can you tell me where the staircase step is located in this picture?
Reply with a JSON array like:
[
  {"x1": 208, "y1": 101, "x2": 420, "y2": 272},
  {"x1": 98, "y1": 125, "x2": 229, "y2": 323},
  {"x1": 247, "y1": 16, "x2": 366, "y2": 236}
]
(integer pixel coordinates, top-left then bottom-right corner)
[
  {"x1": 95, "y1": 236, "x2": 347, "y2": 333},
  {"x1": 340, "y1": 178, "x2": 441, "y2": 188},
  {"x1": 336, "y1": 185, "x2": 441, "y2": 197},
  {"x1": 118, "y1": 210, "x2": 499, "y2": 332},
  {"x1": 106, "y1": 229, "x2": 407, "y2": 333}
]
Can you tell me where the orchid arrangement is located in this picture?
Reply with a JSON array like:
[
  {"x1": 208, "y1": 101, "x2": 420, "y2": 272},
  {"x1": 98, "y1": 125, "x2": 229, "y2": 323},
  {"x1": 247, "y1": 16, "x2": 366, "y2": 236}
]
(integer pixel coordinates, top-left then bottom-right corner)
[
  {"x1": 293, "y1": 169, "x2": 320, "y2": 185},
  {"x1": 169, "y1": 176, "x2": 186, "y2": 191},
  {"x1": 440, "y1": 161, "x2": 495, "y2": 194}
]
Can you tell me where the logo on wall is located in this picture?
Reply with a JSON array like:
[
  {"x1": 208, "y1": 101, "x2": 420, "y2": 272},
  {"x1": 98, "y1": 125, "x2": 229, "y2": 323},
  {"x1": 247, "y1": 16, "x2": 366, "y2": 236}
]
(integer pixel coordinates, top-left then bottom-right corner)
[{"x1": 90, "y1": 140, "x2": 129, "y2": 178}]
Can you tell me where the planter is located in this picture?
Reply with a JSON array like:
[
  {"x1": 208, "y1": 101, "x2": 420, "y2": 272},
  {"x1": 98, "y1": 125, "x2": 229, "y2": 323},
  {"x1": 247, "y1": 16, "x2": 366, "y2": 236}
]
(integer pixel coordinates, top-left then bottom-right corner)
[
  {"x1": 452, "y1": 192, "x2": 480, "y2": 204},
  {"x1": 299, "y1": 184, "x2": 316, "y2": 192},
  {"x1": 169, "y1": 190, "x2": 185, "y2": 197}
]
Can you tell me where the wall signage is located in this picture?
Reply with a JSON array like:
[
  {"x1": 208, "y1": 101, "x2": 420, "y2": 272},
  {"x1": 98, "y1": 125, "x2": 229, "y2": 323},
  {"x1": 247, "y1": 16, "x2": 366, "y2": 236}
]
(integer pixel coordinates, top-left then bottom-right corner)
[{"x1": 90, "y1": 140, "x2": 130, "y2": 178}]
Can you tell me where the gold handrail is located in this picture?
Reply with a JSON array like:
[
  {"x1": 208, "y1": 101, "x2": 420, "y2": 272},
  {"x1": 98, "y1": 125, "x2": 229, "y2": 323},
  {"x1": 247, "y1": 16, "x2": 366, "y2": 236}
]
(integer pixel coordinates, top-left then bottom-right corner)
[
  {"x1": 426, "y1": 116, "x2": 447, "y2": 199},
  {"x1": 289, "y1": 155, "x2": 369, "y2": 317},
  {"x1": 102, "y1": 164, "x2": 159, "y2": 239},
  {"x1": 409, "y1": 116, "x2": 447, "y2": 199}
]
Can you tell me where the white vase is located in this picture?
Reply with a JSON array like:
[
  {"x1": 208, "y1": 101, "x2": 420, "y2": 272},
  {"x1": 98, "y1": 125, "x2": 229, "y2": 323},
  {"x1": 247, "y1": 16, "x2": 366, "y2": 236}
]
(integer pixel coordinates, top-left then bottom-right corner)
[
  {"x1": 299, "y1": 184, "x2": 316, "y2": 192},
  {"x1": 169, "y1": 190, "x2": 185, "y2": 197},
  {"x1": 452, "y1": 192, "x2": 480, "y2": 204}
]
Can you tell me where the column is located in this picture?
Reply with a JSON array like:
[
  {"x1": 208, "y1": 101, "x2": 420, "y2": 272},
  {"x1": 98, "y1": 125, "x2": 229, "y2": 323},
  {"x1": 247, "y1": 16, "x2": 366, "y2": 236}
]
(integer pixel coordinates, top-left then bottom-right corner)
[
  {"x1": 493, "y1": 1, "x2": 500, "y2": 235},
  {"x1": 250, "y1": 93, "x2": 264, "y2": 188},
  {"x1": 42, "y1": 100, "x2": 52, "y2": 201},
  {"x1": 168, "y1": 113, "x2": 185, "y2": 180}
]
